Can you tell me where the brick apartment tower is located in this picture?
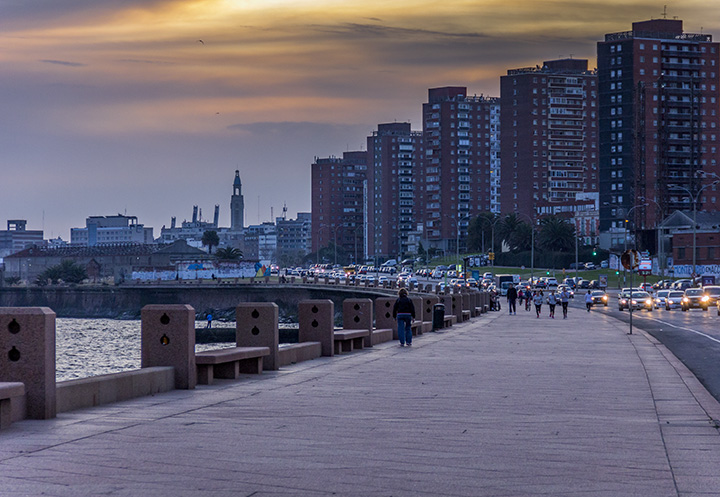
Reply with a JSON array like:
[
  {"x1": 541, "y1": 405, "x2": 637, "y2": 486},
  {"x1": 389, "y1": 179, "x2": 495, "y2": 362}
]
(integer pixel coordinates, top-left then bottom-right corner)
[
  {"x1": 500, "y1": 59, "x2": 599, "y2": 221},
  {"x1": 598, "y1": 19, "x2": 720, "y2": 236},
  {"x1": 366, "y1": 123, "x2": 423, "y2": 261},
  {"x1": 310, "y1": 152, "x2": 367, "y2": 263},
  {"x1": 422, "y1": 87, "x2": 500, "y2": 256}
]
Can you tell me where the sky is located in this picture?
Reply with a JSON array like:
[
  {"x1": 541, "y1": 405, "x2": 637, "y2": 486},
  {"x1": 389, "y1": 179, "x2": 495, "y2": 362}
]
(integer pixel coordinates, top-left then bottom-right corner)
[{"x1": 2, "y1": 0, "x2": 718, "y2": 239}]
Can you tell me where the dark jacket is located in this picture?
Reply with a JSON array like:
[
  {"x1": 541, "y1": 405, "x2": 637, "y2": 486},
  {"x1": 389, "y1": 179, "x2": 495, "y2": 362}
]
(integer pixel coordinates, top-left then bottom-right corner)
[
  {"x1": 393, "y1": 296, "x2": 416, "y2": 319},
  {"x1": 506, "y1": 286, "x2": 518, "y2": 301}
]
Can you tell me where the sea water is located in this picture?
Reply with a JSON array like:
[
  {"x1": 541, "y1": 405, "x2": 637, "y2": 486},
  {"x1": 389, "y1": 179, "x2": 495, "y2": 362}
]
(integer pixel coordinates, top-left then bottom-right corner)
[{"x1": 56, "y1": 318, "x2": 236, "y2": 381}]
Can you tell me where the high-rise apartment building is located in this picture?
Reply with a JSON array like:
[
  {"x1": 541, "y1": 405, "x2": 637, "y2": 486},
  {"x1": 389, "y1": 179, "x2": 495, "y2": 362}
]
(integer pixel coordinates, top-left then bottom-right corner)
[
  {"x1": 310, "y1": 151, "x2": 367, "y2": 262},
  {"x1": 500, "y1": 59, "x2": 599, "y2": 221},
  {"x1": 366, "y1": 123, "x2": 423, "y2": 261},
  {"x1": 598, "y1": 19, "x2": 720, "y2": 235},
  {"x1": 422, "y1": 87, "x2": 500, "y2": 256}
]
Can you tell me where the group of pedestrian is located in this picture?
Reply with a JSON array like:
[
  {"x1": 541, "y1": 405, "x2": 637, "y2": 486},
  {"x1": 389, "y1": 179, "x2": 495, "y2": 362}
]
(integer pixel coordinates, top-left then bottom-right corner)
[{"x1": 506, "y1": 284, "x2": 571, "y2": 319}]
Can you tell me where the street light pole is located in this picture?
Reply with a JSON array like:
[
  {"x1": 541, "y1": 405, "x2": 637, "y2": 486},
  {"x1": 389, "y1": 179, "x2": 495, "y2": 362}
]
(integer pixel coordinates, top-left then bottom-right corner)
[{"x1": 517, "y1": 212, "x2": 535, "y2": 283}]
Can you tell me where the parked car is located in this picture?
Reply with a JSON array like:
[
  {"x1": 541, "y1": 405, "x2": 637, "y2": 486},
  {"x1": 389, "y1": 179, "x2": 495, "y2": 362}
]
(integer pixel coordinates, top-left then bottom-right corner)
[
  {"x1": 578, "y1": 280, "x2": 591, "y2": 290},
  {"x1": 584, "y1": 262, "x2": 597, "y2": 270},
  {"x1": 600, "y1": 260, "x2": 609, "y2": 268},
  {"x1": 588, "y1": 280, "x2": 600, "y2": 289},
  {"x1": 681, "y1": 288, "x2": 710, "y2": 311},
  {"x1": 672, "y1": 279, "x2": 693, "y2": 290},
  {"x1": 546, "y1": 277, "x2": 559, "y2": 288},
  {"x1": 590, "y1": 290, "x2": 609, "y2": 306},
  {"x1": 563, "y1": 278, "x2": 578, "y2": 289},
  {"x1": 664, "y1": 291, "x2": 685, "y2": 310}
]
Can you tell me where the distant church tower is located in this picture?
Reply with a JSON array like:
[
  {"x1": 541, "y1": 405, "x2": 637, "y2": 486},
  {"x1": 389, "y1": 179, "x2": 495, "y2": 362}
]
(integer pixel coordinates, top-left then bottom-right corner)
[{"x1": 231, "y1": 170, "x2": 245, "y2": 231}]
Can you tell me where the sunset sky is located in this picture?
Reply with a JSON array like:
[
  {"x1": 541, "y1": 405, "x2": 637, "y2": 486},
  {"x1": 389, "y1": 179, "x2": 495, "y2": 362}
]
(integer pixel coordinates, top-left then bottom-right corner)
[{"x1": 1, "y1": 0, "x2": 718, "y2": 239}]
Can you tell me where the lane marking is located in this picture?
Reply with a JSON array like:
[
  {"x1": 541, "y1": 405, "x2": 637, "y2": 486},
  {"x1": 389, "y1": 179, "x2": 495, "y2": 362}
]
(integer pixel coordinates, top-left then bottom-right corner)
[{"x1": 638, "y1": 316, "x2": 720, "y2": 345}]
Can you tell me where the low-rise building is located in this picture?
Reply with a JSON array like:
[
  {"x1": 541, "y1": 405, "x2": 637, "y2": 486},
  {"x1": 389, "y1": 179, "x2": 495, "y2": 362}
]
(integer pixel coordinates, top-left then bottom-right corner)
[
  {"x1": 0, "y1": 220, "x2": 44, "y2": 258},
  {"x1": 70, "y1": 215, "x2": 154, "y2": 246}
]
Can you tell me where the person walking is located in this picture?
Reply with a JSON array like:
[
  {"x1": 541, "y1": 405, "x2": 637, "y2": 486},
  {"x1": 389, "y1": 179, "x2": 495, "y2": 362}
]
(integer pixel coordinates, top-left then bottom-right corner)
[
  {"x1": 585, "y1": 290, "x2": 593, "y2": 312},
  {"x1": 547, "y1": 290, "x2": 557, "y2": 319},
  {"x1": 506, "y1": 283, "x2": 518, "y2": 315},
  {"x1": 559, "y1": 287, "x2": 570, "y2": 319},
  {"x1": 393, "y1": 288, "x2": 416, "y2": 347},
  {"x1": 206, "y1": 313, "x2": 213, "y2": 329},
  {"x1": 533, "y1": 290, "x2": 544, "y2": 318}
]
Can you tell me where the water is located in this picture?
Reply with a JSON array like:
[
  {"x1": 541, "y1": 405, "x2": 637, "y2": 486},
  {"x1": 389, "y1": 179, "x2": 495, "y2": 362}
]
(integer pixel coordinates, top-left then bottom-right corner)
[{"x1": 56, "y1": 319, "x2": 238, "y2": 381}]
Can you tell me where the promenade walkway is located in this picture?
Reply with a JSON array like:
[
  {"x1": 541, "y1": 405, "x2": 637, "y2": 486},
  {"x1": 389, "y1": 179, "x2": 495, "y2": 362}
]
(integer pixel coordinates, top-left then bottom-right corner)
[{"x1": 2, "y1": 303, "x2": 720, "y2": 496}]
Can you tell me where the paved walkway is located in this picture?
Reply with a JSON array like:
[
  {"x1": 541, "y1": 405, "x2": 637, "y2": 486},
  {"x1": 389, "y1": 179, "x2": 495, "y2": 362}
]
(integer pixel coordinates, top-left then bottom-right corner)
[{"x1": 2, "y1": 303, "x2": 720, "y2": 496}]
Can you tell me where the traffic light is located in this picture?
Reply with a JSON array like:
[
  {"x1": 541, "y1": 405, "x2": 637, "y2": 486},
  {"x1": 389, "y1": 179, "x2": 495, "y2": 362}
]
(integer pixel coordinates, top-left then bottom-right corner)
[
  {"x1": 546, "y1": 270, "x2": 550, "y2": 276},
  {"x1": 592, "y1": 247, "x2": 597, "y2": 256},
  {"x1": 615, "y1": 271, "x2": 619, "y2": 275}
]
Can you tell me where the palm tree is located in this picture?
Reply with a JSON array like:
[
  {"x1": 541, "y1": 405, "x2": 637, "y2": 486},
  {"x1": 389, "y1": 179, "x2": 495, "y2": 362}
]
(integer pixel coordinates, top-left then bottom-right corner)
[
  {"x1": 497, "y1": 214, "x2": 529, "y2": 252},
  {"x1": 537, "y1": 215, "x2": 575, "y2": 252},
  {"x1": 215, "y1": 247, "x2": 243, "y2": 260},
  {"x1": 201, "y1": 230, "x2": 220, "y2": 254}
]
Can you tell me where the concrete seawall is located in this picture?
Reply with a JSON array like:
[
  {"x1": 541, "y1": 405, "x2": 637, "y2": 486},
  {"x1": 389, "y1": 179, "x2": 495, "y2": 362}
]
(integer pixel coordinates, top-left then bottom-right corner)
[{"x1": 0, "y1": 285, "x2": 395, "y2": 319}]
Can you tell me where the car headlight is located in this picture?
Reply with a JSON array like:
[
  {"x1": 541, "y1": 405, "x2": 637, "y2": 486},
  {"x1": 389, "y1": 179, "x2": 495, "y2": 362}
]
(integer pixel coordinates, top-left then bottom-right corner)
[
  {"x1": 668, "y1": 300, "x2": 674, "y2": 304},
  {"x1": 602, "y1": 296, "x2": 608, "y2": 301},
  {"x1": 646, "y1": 299, "x2": 652, "y2": 305},
  {"x1": 682, "y1": 297, "x2": 689, "y2": 303},
  {"x1": 631, "y1": 300, "x2": 638, "y2": 305},
  {"x1": 701, "y1": 296, "x2": 709, "y2": 302}
]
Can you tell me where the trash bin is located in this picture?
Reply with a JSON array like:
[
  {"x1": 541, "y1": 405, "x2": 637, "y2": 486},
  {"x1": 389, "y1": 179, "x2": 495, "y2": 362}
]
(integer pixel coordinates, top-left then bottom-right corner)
[{"x1": 433, "y1": 303, "x2": 445, "y2": 331}]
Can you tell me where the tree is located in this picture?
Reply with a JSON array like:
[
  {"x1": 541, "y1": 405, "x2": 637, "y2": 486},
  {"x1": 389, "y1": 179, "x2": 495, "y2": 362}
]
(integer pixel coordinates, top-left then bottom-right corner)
[
  {"x1": 36, "y1": 260, "x2": 88, "y2": 285},
  {"x1": 215, "y1": 247, "x2": 243, "y2": 260},
  {"x1": 201, "y1": 230, "x2": 220, "y2": 254},
  {"x1": 496, "y1": 214, "x2": 531, "y2": 252},
  {"x1": 467, "y1": 212, "x2": 498, "y2": 252},
  {"x1": 537, "y1": 215, "x2": 575, "y2": 252}
]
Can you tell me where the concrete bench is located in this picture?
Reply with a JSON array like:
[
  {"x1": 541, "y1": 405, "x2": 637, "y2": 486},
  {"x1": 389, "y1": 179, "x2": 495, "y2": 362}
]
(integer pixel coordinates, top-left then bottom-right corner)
[
  {"x1": 443, "y1": 315, "x2": 455, "y2": 328},
  {"x1": 334, "y1": 329, "x2": 369, "y2": 355},
  {"x1": 195, "y1": 347, "x2": 270, "y2": 385},
  {"x1": 462, "y1": 310, "x2": 471, "y2": 321},
  {"x1": 371, "y1": 328, "x2": 393, "y2": 345},
  {"x1": 278, "y1": 342, "x2": 322, "y2": 367},
  {"x1": 0, "y1": 382, "x2": 25, "y2": 430},
  {"x1": 421, "y1": 321, "x2": 433, "y2": 333},
  {"x1": 410, "y1": 321, "x2": 422, "y2": 336}
]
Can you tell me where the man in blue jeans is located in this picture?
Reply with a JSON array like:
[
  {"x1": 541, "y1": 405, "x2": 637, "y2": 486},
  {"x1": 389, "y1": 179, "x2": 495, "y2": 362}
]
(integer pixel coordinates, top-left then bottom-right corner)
[{"x1": 393, "y1": 288, "x2": 416, "y2": 347}]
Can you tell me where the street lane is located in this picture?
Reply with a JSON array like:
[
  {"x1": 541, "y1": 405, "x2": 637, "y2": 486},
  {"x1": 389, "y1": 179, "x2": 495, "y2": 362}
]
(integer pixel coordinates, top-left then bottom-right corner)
[{"x1": 584, "y1": 299, "x2": 720, "y2": 405}]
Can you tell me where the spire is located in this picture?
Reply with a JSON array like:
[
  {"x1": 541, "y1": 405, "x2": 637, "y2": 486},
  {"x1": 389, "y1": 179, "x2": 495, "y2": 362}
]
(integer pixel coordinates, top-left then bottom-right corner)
[{"x1": 234, "y1": 170, "x2": 242, "y2": 188}]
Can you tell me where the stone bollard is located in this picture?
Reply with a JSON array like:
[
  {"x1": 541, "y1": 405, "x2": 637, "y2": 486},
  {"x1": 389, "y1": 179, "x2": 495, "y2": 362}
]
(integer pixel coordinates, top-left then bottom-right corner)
[
  {"x1": 343, "y1": 299, "x2": 373, "y2": 348},
  {"x1": 0, "y1": 307, "x2": 56, "y2": 419},
  {"x1": 409, "y1": 295, "x2": 423, "y2": 335},
  {"x1": 236, "y1": 303, "x2": 280, "y2": 370},
  {"x1": 454, "y1": 294, "x2": 464, "y2": 322},
  {"x1": 375, "y1": 297, "x2": 397, "y2": 338},
  {"x1": 298, "y1": 300, "x2": 334, "y2": 357},
  {"x1": 422, "y1": 295, "x2": 440, "y2": 323},
  {"x1": 462, "y1": 292, "x2": 472, "y2": 316},
  {"x1": 141, "y1": 304, "x2": 196, "y2": 390},
  {"x1": 442, "y1": 294, "x2": 458, "y2": 323}
]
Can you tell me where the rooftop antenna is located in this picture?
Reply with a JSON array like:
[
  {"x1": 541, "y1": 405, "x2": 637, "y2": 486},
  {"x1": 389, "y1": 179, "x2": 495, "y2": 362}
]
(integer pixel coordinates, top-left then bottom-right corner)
[
  {"x1": 282, "y1": 202, "x2": 288, "y2": 221},
  {"x1": 271, "y1": 206, "x2": 274, "y2": 221},
  {"x1": 661, "y1": 5, "x2": 667, "y2": 19}
]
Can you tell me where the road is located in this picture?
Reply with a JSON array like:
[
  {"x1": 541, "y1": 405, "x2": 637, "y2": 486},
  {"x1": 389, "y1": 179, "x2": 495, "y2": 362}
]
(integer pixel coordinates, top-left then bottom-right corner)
[{"x1": 576, "y1": 295, "x2": 720, "y2": 405}]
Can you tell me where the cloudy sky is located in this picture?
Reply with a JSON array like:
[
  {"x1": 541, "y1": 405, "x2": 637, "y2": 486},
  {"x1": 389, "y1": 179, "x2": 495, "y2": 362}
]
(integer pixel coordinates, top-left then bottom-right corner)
[{"x1": 1, "y1": 0, "x2": 717, "y2": 239}]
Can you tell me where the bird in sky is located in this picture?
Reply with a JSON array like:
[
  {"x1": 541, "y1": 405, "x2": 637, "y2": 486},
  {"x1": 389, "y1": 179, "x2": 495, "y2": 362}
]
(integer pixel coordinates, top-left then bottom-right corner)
[{"x1": 197, "y1": 39, "x2": 204, "y2": 45}]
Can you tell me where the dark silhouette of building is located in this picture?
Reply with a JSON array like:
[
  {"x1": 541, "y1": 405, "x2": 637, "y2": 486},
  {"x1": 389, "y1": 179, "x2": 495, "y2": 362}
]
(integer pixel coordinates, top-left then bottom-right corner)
[
  {"x1": 500, "y1": 59, "x2": 598, "y2": 221},
  {"x1": 598, "y1": 18, "x2": 720, "y2": 235}
]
